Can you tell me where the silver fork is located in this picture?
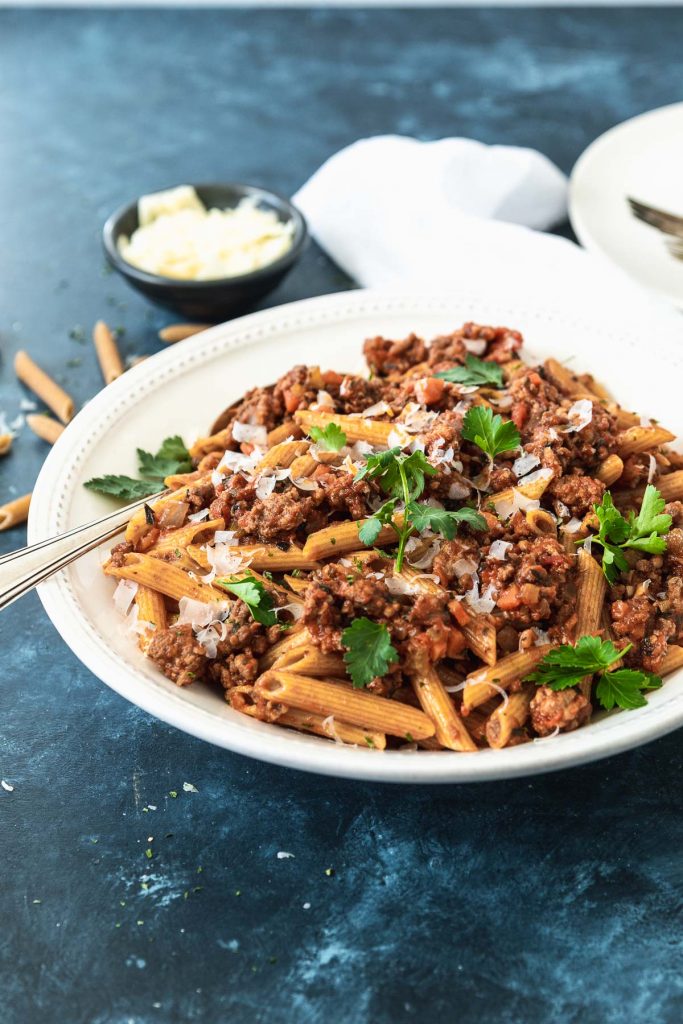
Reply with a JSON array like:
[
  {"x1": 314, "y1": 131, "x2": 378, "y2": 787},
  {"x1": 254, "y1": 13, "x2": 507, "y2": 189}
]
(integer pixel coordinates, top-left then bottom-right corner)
[{"x1": 0, "y1": 491, "x2": 165, "y2": 611}]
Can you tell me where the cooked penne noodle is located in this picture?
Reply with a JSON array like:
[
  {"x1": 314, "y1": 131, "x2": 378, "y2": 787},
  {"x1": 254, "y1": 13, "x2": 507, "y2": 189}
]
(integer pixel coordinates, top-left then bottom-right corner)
[
  {"x1": 93, "y1": 320, "x2": 125, "y2": 385},
  {"x1": 241, "y1": 704, "x2": 386, "y2": 749},
  {"x1": 267, "y1": 421, "x2": 301, "y2": 446},
  {"x1": 158, "y1": 323, "x2": 209, "y2": 343},
  {"x1": 0, "y1": 493, "x2": 31, "y2": 531},
  {"x1": 14, "y1": 350, "x2": 74, "y2": 423},
  {"x1": 0, "y1": 434, "x2": 12, "y2": 456},
  {"x1": 283, "y1": 574, "x2": 311, "y2": 594},
  {"x1": 255, "y1": 671, "x2": 435, "y2": 740},
  {"x1": 656, "y1": 471, "x2": 683, "y2": 502},
  {"x1": 189, "y1": 427, "x2": 232, "y2": 461},
  {"x1": 255, "y1": 439, "x2": 310, "y2": 471},
  {"x1": 258, "y1": 627, "x2": 310, "y2": 670},
  {"x1": 187, "y1": 541, "x2": 320, "y2": 572},
  {"x1": 25, "y1": 414, "x2": 65, "y2": 445},
  {"x1": 303, "y1": 516, "x2": 402, "y2": 560},
  {"x1": 294, "y1": 409, "x2": 394, "y2": 446},
  {"x1": 273, "y1": 646, "x2": 348, "y2": 678},
  {"x1": 124, "y1": 478, "x2": 212, "y2": 543},
  {"x1": 525, "y1": 508, "x2": 557, "y2": 535},
  {"x1": 575, "y1": 547, "x2": 608, "y2": 699},
  {"x1": 149, "y1": 517, "x2": 225, "y2": 556},
  {"x1": 462, "y1": 645, "x2": 553, "y2": 711},
  {"x1": 485, "y1": 685, "x2": 534, "y2": 749},
  {"x1": 105, "y1": 553, "x2": 220, "y2": 603},
  {"x1": 544, "y1": 358, "x2": 596, "y2": 398},
  {"x1": 596, "y1": 453, "x2": 624, "y2": 486},
  {"x1": 408, "y1": 648, "x2": 477, "y2": 751},
  {"x1": 661, "y1": 645, "x2": 683, "y2": 676},
  {"x1": 135, "y1": 585, "x2": 168, "y2": 635},
  {"x1": 617, "y1": 425, "x2": 676, "y2": 457},
  {"x1": 489, "y1": 469, "x2": 554, "y2": 507}
]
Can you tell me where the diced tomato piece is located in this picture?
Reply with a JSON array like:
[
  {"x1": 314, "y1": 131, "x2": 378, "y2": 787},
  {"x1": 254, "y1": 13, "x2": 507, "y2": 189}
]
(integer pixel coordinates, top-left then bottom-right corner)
[{"x1": 415, "y1": 376, "x2": 445, "y2": 406}]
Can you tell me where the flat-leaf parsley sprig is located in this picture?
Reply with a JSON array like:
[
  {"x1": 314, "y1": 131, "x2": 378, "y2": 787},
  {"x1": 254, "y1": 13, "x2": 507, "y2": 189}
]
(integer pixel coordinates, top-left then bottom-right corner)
[
  {"x1": 354, "y1": 447, "x2": 487, "y2": 570},
  {"x1": 215, "y1": 574, "x2": 278, "y2": 627},
  {"x1": 436, "y1": 354, "x2": 504, "y2": 389},
  {"x1": 342, "y1": 617, "x2": 399, "y2": 688},
  {"x1": 526, "y1": 635, "x2": 662, "y2": 711},
  {"x1": 461, "y1": 406, "x2": 520, "y2": 462},
  {"x1": 308, "y1": 423, "x2": 347, "y2": 452},
  {"x1": 585, "y1": 485, "x2": 672, "y2": 584},
  {"x1": 85, "y1": 435, "x2": 192, "y2": 502}
]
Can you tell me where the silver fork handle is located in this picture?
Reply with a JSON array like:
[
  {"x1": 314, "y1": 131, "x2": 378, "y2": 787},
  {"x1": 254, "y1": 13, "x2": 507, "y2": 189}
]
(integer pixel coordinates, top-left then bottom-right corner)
[{"x1": 0, "y1": 491, "x2": 165, "y2": 611}]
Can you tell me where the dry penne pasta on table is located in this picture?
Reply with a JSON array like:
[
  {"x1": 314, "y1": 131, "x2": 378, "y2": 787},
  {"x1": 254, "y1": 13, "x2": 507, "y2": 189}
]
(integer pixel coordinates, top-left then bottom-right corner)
[{"x1": 86, "y1": 321, "x2": 683, "y2": 752}]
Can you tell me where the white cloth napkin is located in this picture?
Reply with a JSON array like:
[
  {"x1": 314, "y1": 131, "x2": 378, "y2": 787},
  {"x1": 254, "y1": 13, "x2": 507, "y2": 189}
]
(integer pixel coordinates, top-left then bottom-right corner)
[{"x1": 293, "y1": 134, "x2": 665, "y2": 318}]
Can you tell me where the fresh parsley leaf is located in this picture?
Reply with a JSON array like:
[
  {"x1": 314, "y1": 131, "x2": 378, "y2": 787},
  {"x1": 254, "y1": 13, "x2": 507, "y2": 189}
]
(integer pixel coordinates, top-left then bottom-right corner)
[
  {"x1": 594, "y1": 491, "x2": 630, "y2": 545},
  {"x1": 84, "y1": 435, "x2": 192, "y2": 502},
  {"x1": 215, "y1": 574, "x2": 278, "y2": 627},
  {"x1": 358, "y1": 498, "x2": 398, "y2": 546},
  {"x1": 406, "y1": 502, "x2": 488, "y2": 540},
  {"x1": 623, "y1": 484, "x2": 672, "y2": 552},
  {"x1": 84, "y1": 475, "x2": 159, "y2": 501},
  {"x1": 527, "y1": 636, "x2": 661, "y2": 712},
  {"x1": 596, "y1": 669, "x2": 663, "y2": 711},
  {"x1": 137, "y1": 435, "x2": 193, "y2": 481},
  {"x1": 309, "y1": 423, "x2": 347, "y2": 452},
  {"x1": 588, "y1": 486, "x2": 671, "y2": 583},
  {"x1": 461, "y1": 406, "x2": 520, "y2": 461},
  {"x1": 527, "y1": 636, "x2": 628, "y2": 690},
  {"x1": 355, "y1": 447, "x2": 435, "y2": 501},
  {"x1": 436, "y1": 355, "x2": 504, "y2": 389},
  {"x1": 342, "y1": 617, "x2": 399, "y2": 688},
  {"x1": 354, "y1": 448, "x2": 436, "y2": 569}
]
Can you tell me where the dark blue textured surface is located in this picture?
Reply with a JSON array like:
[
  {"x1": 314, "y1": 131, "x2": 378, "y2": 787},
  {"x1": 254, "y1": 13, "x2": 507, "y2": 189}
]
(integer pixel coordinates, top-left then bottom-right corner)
[{"x1": 1, "y1": 9, "x2": 682, "y2": 1023}]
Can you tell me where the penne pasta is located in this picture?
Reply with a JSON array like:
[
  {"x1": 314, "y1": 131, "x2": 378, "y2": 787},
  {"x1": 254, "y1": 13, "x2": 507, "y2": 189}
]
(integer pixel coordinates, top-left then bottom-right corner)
[
  {"x1": 462, "y1": 645, "x2": 553, "y2": 711},
  {"x1": 187, "y1": 541, "x2": 320, "y2": 572},
  {"x1": 267, "y1": 421, "x2": 301, "y2": 446},
  {"x1": 124, "y1": 478, "x2": 212, "y2": 543},
  {"x1": 255, "y1": 439, "x2": 310, "y2": 472},
  {"x1": 575, "y1": 547, "x2": 607, "y2": 699},
  {"x1": 489, "y1": 468, "x2": 554, "y2": 508},
  {"x1": 661, "y1": 645, "x2": 683, "y2": 676},
  {"x1": 158, "y1": 323, "x2": 209, "y2": 343},
  {"x1": 303, "y1": 515, "x2": 402, "y2": 560},
  {"x1": 93, "y1": 320, "x2": 125, "y2": 385},
  {"x1": 105, "y1": 553, "x2": 220, "y2": 603},
  {"x1": 525, "y1": 508, "x2": 557, "y2": 536},
  {"x1": 294, "y1": 409, "x2": 394, "y2": 446},
  {"x1": 259, "y1": 626, "x2": 310, "y2": 670},
  {"x1": 0, "y1": 434, "x2": 12, "y2": 456},
  {"x1": 407, "y1": 648, "x2": 477, "y2": 751},
  {"x1": 485, "y1": 685, "x2": 534, "y2": 749},
  {"x1": 0, "y1": 493, "x2": 31, "y2": 531},
  {"x1": 190, "y1": 427, "x2": 232, "y2": 461},
  {"x1": 25, "y1": 414, "x2": 65, "y2": 445},
  {"x1": 617, "y1": 425, "x2": 676, "y2": 457},
  {"x1": 272, "y1": 646, "x2": 348, "y2": 678},
  {"x1": 241, "y1": 704, "x2": 386, "y2": 749},
  {"x1": 14, "y1": 350, "x2": 74, "y2": 423},
  {"x1": 148, "y1": 518, "x2": 225, "y2": 557},
  {"x1": 135, "y1": 585, "x2": 168, "y2": 642},
  {"x1": 596, "y1": 453, "x2": 624, "y2": 486},
  {"x1": 255, "y1": 671, "x2": 435, "y2": 740}
]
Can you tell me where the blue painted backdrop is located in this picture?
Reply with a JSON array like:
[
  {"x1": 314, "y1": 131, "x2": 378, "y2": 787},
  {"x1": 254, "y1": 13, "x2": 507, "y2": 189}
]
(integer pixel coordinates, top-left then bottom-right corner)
[{"x1": 1, "y1": 9, "x2": 682, "y2": 1023}]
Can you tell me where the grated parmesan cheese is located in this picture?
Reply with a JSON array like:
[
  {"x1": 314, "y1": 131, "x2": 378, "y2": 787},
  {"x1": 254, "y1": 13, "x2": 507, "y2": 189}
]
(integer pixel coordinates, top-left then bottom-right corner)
[
  {"x1": 563, "y1": 399, "x2": 593, "y2": 434},
  {"x1": 488, "y1": 540, "x2": 512, "y2": 561}
]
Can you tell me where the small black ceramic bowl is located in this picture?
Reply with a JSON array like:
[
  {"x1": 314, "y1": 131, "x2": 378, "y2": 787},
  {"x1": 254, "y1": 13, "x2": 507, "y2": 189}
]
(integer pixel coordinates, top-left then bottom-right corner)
[{"x1": 102, "y1": 182, "x2": 307, "y2": 321}]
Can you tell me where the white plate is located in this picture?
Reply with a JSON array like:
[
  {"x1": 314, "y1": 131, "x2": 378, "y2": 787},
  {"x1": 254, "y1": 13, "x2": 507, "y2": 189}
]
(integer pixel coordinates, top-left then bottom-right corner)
[
  {"x1": 569, "y1": 102, "x2": 683, "y2": 309},
  {"x1": 29, "y1": 288, "x2": 683, "y2": 783}
]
